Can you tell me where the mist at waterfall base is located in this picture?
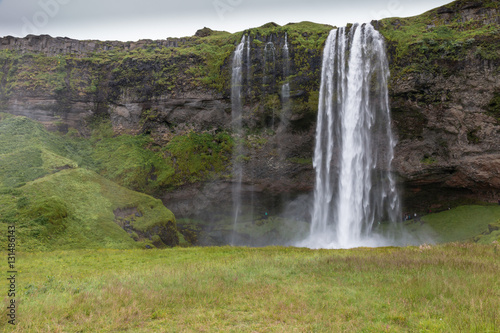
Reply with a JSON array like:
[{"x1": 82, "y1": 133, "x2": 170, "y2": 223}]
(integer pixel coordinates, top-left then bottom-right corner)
[{"x1": 198, "y1": 24, "x2": 434, "y2": 248}]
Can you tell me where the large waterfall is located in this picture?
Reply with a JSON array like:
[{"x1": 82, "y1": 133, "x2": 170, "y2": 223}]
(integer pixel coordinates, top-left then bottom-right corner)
[{"x1": 299, "y1": 23, "x2": 400, "y2": 249}]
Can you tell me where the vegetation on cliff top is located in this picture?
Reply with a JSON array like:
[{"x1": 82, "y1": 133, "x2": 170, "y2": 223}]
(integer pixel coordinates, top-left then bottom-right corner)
[
  {"x1": 0, "y1": 21, "x2": 333, "y2": 138},
  {"x1": 0, "y1": 21, "x2": 332, "y2": 99},
  {"x1": 378, "y1": 0, "x2": 500, "y2": 78},
  {"x1": 376, "y1": 0, "x2": 500, "y2": 140}
]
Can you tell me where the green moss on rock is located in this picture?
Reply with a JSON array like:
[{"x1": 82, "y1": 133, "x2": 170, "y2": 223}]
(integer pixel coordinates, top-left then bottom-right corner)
[
  {"x1": 487, "y1": 91, "x2": 500, "y2": 122},
  {"x1": 378, "y1": 1, "x2": 500, "y2": 79},
  {"x1": 163, "y1": 131, "x2": 233, "y2": 187}
]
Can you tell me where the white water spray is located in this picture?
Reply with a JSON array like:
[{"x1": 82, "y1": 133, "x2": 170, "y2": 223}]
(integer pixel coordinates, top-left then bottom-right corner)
[{"x1": 298, "y1": 24, "x2": 400, "y2": 249}]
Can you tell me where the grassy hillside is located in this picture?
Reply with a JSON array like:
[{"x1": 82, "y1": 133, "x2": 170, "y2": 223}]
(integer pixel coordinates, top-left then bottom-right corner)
[
  {"x1": 384, "y1": 205, "x2": 500, "y2": 245},
  {"x1": 0, "y1": 114, "x2": 179, "y2": 251},
  {"x1": 1, "y1": 244, "x2": 498, "y2": 332},
  {"x1": 420, "y1": 205, "x2": 500, "y2": 243}
]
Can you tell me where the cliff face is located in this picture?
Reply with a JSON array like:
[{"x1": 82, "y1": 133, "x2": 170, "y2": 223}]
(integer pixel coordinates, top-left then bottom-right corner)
[
  {"x1": 0, "y1": 22, "x2": 329, "y2": 220},
  {"x1": 379, "y1": 0, "x2": 500, "y2": 208},
  {"x1": 0, "y1": 1, "x2": 499, "y2": 218}
]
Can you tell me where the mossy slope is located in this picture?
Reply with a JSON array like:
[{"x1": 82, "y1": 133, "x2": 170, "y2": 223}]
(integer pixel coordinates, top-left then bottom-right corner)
[
  {"x1": 403, "y1": 205, "x2": 500, "y2": 244},
  {"x1": 91, "y1": 125, "x2": 233, "y2": 194},
  {"x1": 0, "y1": 114, "x2": 178, "y2": 251}
]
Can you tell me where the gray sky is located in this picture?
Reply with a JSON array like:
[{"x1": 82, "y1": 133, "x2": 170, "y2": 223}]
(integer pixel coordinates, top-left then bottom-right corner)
[{"x1": 0, "y1": 0, "x2": 452, "y2": 41}]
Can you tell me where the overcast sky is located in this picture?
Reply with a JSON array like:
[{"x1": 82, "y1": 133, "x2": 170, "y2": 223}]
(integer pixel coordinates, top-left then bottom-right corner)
[{"x1": 0, "y1": 0, "x2": 452, "y2": 41}]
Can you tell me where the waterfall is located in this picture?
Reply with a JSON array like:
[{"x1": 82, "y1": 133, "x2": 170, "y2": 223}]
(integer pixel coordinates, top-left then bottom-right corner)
[
  {"x1": 245, "y1": 35, "x2": 254, "y2": 228},
  {"x1": 300, "y1": 23, "x2": 400, "y2": 249},
  {"x1": 280, "y1": 32, "x2": 290, "y2": 133},
  {"x1": 246, "y1": 35, "x2": 251, "y2": 96},
  {"x1": 263, "y1": 41, "x2": 277, "y2": 129},
  {"x1": 231, "y1": 35, "x2": 246, "y2": 244}
]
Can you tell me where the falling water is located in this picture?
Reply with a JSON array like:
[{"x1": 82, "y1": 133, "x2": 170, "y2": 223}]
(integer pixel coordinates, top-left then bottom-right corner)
[
  {"x1": 263, "y1": 41, "x2": 277, "y2": 129},
  {"x1": 244, "y1": 35, "x2": 256, "y2": 234},
  {"x1": 280, "y1": 33, "x2": 291, "y2": 133},
  {"x1": 231, "y1": 35, "x2": 246, "y2": 244},
  {"x1": 299, "y1": 23, "x2": 400, "y2": 249},
  {"x1": 246, "y1": 35, "x2": 251, "y2": 96},
  {"x1": 263, "y1": 41, "x2": 276, "y2": 78}
]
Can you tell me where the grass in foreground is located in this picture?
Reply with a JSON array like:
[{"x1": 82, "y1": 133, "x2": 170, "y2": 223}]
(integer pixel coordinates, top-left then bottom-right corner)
[{"x1": 2, "y1": 244, "x2": 498, "y2": 332}]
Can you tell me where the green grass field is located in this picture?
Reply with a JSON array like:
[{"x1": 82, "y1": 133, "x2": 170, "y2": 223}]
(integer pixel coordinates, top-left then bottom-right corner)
[
  {"x1": 393, "y1": 205, "x2": 500, "y2": 245},
  {"x1": 2, "y1": 244, "x2": 499, "y2": 332}
]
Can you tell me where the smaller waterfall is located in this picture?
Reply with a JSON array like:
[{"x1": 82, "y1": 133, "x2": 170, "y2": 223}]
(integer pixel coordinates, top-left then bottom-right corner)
[
  {"x1": 231, "y1": 35, "x2": 246, "y2": 244},
  {"x1": 246, "y1": 35, "x2": 251, "y2": 96},
  {"x1": 280, "y1": 33, "x2": 291, "y2": 133},
  {"x1": 280, "y1": 84, "x2": 290, "y2": 128},
  {"x1": 244, "y1": 35, "x2": 255, "y2": 233},
  {"x1": 263, "y1": 41, "x2": 276, "y2": 77},
  {"x1": 263, "y1": 41, "x2": 277, "y2": 129}
]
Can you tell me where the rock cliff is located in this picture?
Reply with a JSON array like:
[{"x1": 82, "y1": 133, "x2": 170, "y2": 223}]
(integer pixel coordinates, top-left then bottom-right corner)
[
  {"x1": 0, "y1": 0, "x2": 499, "y2": 221},
  {"x1": 379, "y1": 0, "x2": 500, "y2": 209}
]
